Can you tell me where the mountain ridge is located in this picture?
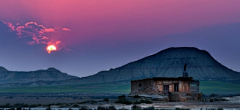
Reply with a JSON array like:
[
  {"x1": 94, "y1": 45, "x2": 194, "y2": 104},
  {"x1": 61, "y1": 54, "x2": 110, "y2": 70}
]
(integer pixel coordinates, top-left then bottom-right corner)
[
  {"x1": 75, "y1": 47, "x2": 240, "y2": 84},
  {"x1": 1, "y1": 47, "x2": 240, "y2": 87},
  {"x1": 0, "y1": 67, "x2": 77, "y2": 84}
]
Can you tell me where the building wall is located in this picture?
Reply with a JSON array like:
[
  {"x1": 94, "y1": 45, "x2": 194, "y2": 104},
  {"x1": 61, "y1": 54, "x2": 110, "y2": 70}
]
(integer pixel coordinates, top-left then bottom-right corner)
[
  {"x1": 154, "y1": 80, "x2": 190, "y2": 93},
  {"x1": 131, "y1": 79, "x2": 156, "y2": 95},
  {"x1": 130, "y1": 78, "x2": 201, "y2": 101},
  {"x1": 131, "y1": 79, "x2": 192, "y2": 95}
]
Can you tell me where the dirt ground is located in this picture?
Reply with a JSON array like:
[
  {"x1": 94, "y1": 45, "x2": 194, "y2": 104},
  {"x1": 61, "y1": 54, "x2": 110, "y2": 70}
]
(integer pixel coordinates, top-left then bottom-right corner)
[
  {"x1": 0, "y1": 96, "x2": 95, "y2": 105},
  {"x1": 0, "y1": 94, "x2": 240, "y2": 109},
  {"x1": 0, "y1": 93, "x2": 118, "y2": 105},
  {"x1": 78, "y1": 100, "x2": 240, "y2": 109}
]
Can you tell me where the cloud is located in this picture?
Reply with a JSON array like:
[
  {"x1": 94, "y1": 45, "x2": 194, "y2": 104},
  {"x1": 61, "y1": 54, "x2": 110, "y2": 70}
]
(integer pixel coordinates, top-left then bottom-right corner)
[
  {"x1": 15, "y1": 22, "x2": 54, "y2": 45},
  {"x1": 2, "y1": 21, "x2": 71, "y2": 52},
  {"x1": 1, "y1": 21, "x2": 15, "y2": 31},
  {"x1": 62, "y1": 28, "x2": 71, "y2": 31},
  {"x1": 15, "y1": 22, "x2": 55, "y2": 38},
  {"x1": 56, "y1": 41, "x2": 61, "y2": 44}
]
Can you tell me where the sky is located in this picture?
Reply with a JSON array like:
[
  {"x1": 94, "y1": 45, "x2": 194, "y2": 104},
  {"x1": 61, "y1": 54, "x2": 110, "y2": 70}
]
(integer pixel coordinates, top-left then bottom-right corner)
[{"x1": 0, "y1": 0, "x2": 240, "y2": 77}]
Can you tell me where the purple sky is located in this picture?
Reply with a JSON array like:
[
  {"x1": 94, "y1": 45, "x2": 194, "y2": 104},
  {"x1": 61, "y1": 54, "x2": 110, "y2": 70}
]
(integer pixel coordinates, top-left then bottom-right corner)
[{"x1": 0, "y1": 0, "x2": 240, "y2": 77}]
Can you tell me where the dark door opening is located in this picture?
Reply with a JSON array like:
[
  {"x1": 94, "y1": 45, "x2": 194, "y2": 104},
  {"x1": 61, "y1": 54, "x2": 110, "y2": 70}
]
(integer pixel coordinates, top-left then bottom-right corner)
[
  {"x1": 174, "y1": 84, "x2": 179, "y2": 92},
  {"x1": 163, "y1": 85, "x2": 169, "y2": 94}
]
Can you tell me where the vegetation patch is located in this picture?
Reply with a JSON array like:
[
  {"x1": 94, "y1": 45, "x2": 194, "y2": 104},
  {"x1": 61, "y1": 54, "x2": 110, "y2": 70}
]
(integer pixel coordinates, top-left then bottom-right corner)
[
  {"x1": 115, "y1": 99, "x2": 132, "y2": 105},
  {"x1": 0, "y1": 83, "x2": 131, "y2": 94},
  {"x1": 0, "y1": 81, "x2": 239, "y2": 95},
  {"x1": 200, "y1": 81, "x2": 240, "y2": 95}
]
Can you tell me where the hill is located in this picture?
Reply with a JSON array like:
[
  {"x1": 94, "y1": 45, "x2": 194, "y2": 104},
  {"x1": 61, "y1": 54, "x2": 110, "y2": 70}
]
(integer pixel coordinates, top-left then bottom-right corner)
[
  {"x1": 0, "y1": 67, "x2": 77, "y2": 84},
  {"x1": 75, "y1": 47, "x2": 240, "y2": 84},
  {"x1": 1, "y1": 47, "x2": 240, "y2": 87}
]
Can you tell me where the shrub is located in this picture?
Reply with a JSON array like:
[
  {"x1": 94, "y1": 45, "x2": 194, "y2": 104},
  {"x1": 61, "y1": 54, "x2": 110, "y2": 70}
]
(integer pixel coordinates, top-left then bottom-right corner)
[
  {"x1": 1, "y1": 103, "x2": 11, "y2": 108},
  {"x1": 16, "y1": 107, "x2": 22, "y2": 110},
  {"x1": 97, "y1": 106, "x2": 106, "y2": 110},
  {"x1": 103, "y1": 98, "x2": 109, "y2": 102},
  {"x1": 133, "y1": 95, "x2": 140, "y2": 98},
  {"x1": 8, "y1": 96, "x2": 13, "y2": 99},
  {"x1": 73, "y1": 104, "x2": 79, "y2": 107},
  {"x1": 77, "y1": 101, "x2": 88, "y2": 104},
  {"x1": 175, "y1": 108, "x2": 190, "y2": 110},
  {"x1": 23, "y1": 104, "x2": 29, "y2": 107},
  {"x1": 46, "y1": 107, "x2": 51, "y2": 110},
  {"x1": 132, "y1": 105, "x2": 142, "y2": 110},
  {"x1": 108, "y1": 106, "x2": 117, "y2": 110},
  {"x1": 209, "y1": 94, "x2": 218, "y2": 98},
  {"x1": 118, "y1": 107, "x2": 128, "y2": 110},
  {"x1": 118, "y1": 95, "x2": 126, "y2": 99},
  {"x1": 115, "y1": 99, "x2": 132, "y2": 105},
  {"x1": 79, "y1": 106, "x2": 88, "y2": 110},
  {"x1": 210, "y1": 99, "x2": 214, "y2": 102},
  {"x1": 133, "y1": 101, "x2": 141, "y2": 104},
  {"x1": 140, "y1": 100, "x2": 152, "y2": 104},
  {"x1": 217, "y1": 108, "x2": 223, "y2": 110},
  {"x1": 30, "y1": 104, "x2": 38, "y2": 107},
  {"x1": 90, "y1": 100, "x2": 97, "y2": 104}
]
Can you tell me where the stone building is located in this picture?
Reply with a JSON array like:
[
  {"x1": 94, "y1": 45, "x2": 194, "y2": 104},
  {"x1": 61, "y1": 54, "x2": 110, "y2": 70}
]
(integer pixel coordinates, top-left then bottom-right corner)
[{"x1": 129, "y1": 64, "x2": 202, "y2": 102}]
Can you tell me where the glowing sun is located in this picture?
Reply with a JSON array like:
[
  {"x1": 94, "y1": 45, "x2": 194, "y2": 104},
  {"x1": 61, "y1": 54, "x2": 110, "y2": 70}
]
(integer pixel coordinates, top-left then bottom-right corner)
[{"x1": 46, "y1": 45, "x2": 57, "y2": 53}]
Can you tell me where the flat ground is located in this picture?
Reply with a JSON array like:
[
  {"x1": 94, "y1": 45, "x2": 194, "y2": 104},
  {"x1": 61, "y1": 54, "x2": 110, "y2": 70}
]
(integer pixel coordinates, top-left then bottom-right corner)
[
  {"x1": 0, "y1": 93, "x2": 122, "y2": 105},
  {"x1": 0, "y1": 81, "x2": 240, "y2": 109},
  {"x1": 96, "y1": 98, "x2": 240, "y2": 109},
  {"x1": 0, "y1": 81, "x2": 240, "y2": 95},
  {"x1": 0, "y1": 83, "x2": 130, "y2": 94}
]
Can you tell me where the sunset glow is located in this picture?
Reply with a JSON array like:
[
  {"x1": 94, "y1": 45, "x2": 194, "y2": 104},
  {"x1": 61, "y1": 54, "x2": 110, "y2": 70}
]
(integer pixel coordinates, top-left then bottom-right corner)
[
  {"x1": 46, "y1": 45, "x2": 57, "y2": 54},
  {"x1": 1, "y1": 0, "x2": 240, "y2": 77}
]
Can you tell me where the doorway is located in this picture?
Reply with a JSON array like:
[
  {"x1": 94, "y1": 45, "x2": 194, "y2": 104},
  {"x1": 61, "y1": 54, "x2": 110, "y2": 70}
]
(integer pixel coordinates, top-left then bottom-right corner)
[
  {"x1": 174, "y1": 84, "x2": 179, "y2": 92},
  {"x1": 163, "y1": 85, "x2": 169, "y2": 94}
]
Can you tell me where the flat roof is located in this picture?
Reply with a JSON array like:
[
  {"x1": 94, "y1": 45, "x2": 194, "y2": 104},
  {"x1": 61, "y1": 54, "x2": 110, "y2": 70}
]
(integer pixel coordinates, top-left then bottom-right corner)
[{"x1": 131, "y1": 77, "x2": 193, "y2": 82}]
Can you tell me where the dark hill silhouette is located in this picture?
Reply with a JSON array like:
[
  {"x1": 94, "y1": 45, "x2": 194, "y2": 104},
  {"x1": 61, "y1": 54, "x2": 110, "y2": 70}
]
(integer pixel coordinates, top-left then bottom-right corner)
[
  {"x1": 75, "y1": 47, "x2": 240, "y2": 84},
  {"x1": 0, "y1": 67, "x2": 77, "y2": 84},
  {"x1": 1, "y1": 47, "x2": 240, "y2": 87}
]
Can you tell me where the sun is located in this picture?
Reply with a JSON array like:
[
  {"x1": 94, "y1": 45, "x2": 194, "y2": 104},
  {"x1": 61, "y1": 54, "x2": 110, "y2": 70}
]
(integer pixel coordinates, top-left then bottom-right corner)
[{"x1": 46, "y1": 45, "x2": 57, "y2": 53}]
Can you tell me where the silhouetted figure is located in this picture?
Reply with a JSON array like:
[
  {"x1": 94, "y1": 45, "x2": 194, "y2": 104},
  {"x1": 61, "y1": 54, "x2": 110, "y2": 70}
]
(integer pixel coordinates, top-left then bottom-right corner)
[
  {"x1": 183, "y1": 63, "x2": 188, "y2": 77},
  {"x1": 184, "y1": 63, "x2": 187, "y2": 71}
]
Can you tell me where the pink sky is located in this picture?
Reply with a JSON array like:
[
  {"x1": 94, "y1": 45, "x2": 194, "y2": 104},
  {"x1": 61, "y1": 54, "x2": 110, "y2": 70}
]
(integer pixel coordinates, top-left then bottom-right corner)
[
  {"x1": 0, "y1": 0, "x2": 240, "y2": 76},
  {"x1": 1, "y1": 0, "x2": 240, "y2": 46}
]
